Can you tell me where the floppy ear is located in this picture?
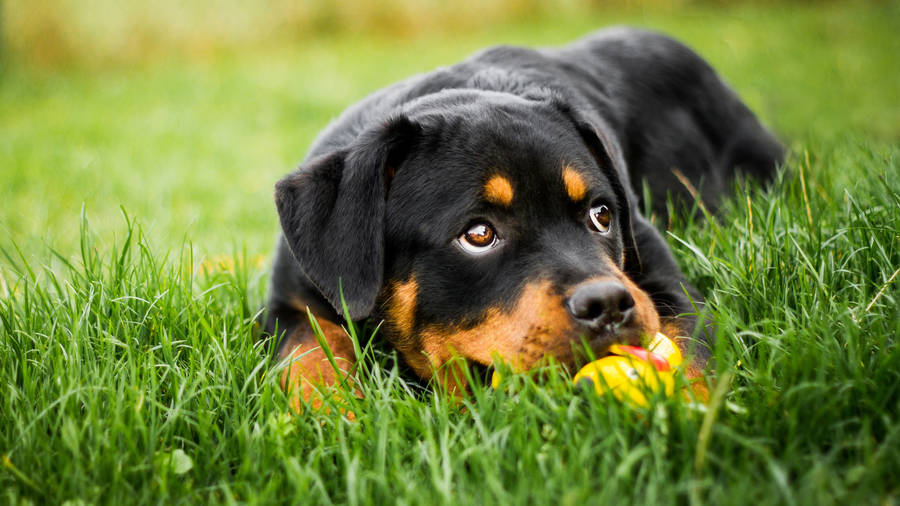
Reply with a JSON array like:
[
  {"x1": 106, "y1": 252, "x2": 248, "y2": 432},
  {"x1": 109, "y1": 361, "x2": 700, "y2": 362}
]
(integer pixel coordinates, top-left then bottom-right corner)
[
  {"x1": 550, "y1": 98, "x2": 643, "y2": 273},
  {"x1": 274, "y1": 116, "x2": 418, "y2": 320}
]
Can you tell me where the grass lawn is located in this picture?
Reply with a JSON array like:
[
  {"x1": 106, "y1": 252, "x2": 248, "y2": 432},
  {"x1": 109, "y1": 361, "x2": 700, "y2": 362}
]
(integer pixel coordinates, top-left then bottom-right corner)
[{"x1": 2, "y1": 1, "x2": 899, "y2": 504}]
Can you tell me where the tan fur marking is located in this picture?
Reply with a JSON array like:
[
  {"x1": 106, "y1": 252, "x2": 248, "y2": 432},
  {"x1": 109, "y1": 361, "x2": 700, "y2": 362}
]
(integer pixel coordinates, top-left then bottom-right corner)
[
  {"x1": 388, "y1": 278, "x2": 418, "y2": 337},
  {"x1": 396, "y1": 280, "x2": 574, "y2": 382},
  {"x1": 279, "y1": 318, "x2": 358, "y2": 414},
  {"x1": 483, "y1": 175, "x2": 514, "y2": 207},
  {"x1": 684, "y1": 365, "x2": 711, "y2": 402},
  {"x1": 562, "y1": 165, "x2": 587, "y2": 202},
  {"x1": 661, "y1": 319, "x2": 688, "y2": 340}
]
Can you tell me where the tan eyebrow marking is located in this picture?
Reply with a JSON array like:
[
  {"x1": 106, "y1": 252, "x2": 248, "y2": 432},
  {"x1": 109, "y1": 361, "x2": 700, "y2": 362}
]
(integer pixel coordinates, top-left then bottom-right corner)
[
  {"x1": 483, "y1": 175, "x2": 514, "y2": 207},
  {"x1": 562, "y1": 165, "x2": 586, "y2": 202}
]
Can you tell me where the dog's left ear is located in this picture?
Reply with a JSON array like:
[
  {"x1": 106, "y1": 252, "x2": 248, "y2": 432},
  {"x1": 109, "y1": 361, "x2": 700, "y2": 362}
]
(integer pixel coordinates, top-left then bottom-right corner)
[
  {"x1": 550, "y1": 98, "x2": 642, "y2": 273},
  {"x1": 274, "y1": 116, "x2": 419, "y2": 320}
]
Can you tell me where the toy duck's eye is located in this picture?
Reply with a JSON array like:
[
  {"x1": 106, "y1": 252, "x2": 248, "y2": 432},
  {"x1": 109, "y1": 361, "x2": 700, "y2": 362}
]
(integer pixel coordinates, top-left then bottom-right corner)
[
  {"x1": 589, "y1": 205, "x2": 612, "y2": 234},
  {"x1": 458, "y1": 222, "x2": 500, "y2": 254}
]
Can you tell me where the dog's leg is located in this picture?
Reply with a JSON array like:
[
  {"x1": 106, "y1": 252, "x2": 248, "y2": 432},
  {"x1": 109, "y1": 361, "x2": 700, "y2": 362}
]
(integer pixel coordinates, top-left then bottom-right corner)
[
  {"x1": 271, "y1": 309, "x2": 358, "y2": 412},
  {"x1": 265, "y1": 238, "x2": 359, "y2": 412}
]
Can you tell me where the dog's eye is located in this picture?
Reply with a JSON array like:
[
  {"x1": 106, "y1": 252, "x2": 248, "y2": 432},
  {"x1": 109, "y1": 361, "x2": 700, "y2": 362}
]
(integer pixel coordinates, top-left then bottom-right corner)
[
  {"x1": 458, "y1": 223, "x2": 500, "y2": 254},
  {"x1": 589, "y1": 205, "x2": 612, "y2": 234}
]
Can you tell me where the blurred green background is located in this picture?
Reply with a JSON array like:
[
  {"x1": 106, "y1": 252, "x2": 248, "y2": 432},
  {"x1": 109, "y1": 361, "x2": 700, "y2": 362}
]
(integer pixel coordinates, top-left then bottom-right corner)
[{"x1": 1, "y1": 0, "x2": 898, "y2": 261}]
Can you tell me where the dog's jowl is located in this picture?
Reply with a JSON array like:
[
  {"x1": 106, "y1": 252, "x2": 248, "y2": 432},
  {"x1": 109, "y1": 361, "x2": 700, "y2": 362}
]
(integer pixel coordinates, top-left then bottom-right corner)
[{"x1": 265, "y1": 27, "x2": 783, "y2": 403}]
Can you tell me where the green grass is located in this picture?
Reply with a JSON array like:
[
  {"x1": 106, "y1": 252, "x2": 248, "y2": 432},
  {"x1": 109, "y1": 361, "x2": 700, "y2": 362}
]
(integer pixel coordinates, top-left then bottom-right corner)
[{"x1": 2, "y1": 1, "x2": 899, "y2": 504}]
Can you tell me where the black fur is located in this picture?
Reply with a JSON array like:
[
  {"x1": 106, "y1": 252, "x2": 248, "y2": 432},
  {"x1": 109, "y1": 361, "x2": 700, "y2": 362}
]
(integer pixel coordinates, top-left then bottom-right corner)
[{"x1": 265, "y1": 27, "x2": 783, "y2": 370}]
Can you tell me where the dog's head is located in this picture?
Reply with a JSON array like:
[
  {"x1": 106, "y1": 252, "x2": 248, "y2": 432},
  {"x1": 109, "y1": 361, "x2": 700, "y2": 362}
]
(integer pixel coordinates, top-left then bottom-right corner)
[{"x1": 275, "y1": 90, "x2": 663, "y2": 384}]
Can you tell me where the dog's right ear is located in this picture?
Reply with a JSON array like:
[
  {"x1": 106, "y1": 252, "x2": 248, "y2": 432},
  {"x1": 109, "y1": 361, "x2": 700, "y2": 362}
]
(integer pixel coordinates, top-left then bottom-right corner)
[{"x1": 274, "y1": 116, "x2": 419, "y2": 321}]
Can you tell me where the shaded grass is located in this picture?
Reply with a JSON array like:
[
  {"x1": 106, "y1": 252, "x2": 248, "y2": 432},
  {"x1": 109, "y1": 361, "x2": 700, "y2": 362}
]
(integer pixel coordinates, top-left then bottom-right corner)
[{"x1": 2, "y1": 1, "x2": 899, "y2": 504}]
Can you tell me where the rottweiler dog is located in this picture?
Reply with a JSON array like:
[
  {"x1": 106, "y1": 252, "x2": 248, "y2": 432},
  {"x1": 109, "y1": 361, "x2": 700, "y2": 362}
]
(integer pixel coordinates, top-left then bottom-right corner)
[{"x1": 265, "y1": 27, "x2": 783, "y2": 403}]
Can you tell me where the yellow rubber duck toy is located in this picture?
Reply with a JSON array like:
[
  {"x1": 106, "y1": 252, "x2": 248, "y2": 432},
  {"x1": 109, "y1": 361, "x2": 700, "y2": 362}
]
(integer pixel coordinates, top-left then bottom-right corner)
[
  {"x1": 491, "y1": 332, "x2": 683, "y2": 407},
  {"x1": 572, "y1": 332, "x2": 683, "y2": 406}
]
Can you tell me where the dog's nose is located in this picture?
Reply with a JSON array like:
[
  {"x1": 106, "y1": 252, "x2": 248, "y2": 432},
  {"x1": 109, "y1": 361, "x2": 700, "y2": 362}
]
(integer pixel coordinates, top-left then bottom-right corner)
[{"x1": 566, "y1": 280, "x2": 635, "y2": 330}]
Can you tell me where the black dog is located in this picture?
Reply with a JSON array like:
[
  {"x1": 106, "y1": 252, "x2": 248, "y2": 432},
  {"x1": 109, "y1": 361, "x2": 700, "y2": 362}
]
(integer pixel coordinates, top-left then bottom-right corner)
[{"x1": 265, "y1": 27, "x2": 783, "y2": 402}]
